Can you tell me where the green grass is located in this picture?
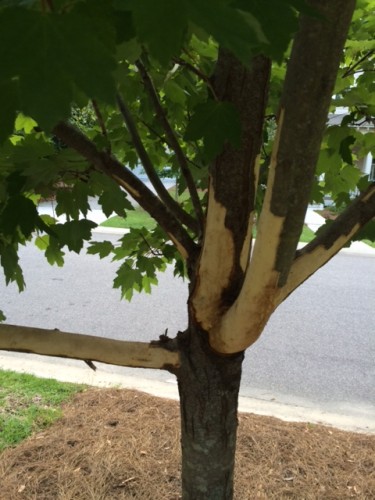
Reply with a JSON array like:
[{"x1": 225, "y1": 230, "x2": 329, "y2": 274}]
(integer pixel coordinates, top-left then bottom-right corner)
[
  {"x1": 101, "y1": 205, "x2": 317, "y2": 243},
  {"x1": 299, "y1": 225, "x2": 316, "y2": 243},
  {"x1": 363, "y1": 239, "x2": 375, "y2": 248},
  {"x1": 0, "y1": 370, "x2": 85, "y2": 451},
  {"x1": 251, "y1": 224, "x2": 315, "y2": 243},
  {"x1": 100, "y1": 207, "x2": 156, "y2": 230}
]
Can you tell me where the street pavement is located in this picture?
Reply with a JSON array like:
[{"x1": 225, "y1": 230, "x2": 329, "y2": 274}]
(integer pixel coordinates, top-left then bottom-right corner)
[{"x1": 0, "y1": 203, "x2": 374, "y2": 433}]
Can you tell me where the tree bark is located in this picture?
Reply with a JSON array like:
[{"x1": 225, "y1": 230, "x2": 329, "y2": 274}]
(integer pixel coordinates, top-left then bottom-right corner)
[{"x1": 176, "y1": 327, "x2": 243, "y2": 499}]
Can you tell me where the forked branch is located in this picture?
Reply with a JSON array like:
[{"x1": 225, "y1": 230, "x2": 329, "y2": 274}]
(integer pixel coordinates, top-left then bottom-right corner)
[
  {"x1": 52, "y1": 121, "x2": 198, "y2": 262},
  {"x1": 116, "y1": 93, "x2": 199, "y2": 234},
  {"x1": 275, "y1": 183, "x2": 375, "y2": 305},
  {"x1": 136, "y1": 60, "x2": 204, "y2": 232},
  {"x1": 209, "y1": 0, "x2": 356, "y2": 354}
]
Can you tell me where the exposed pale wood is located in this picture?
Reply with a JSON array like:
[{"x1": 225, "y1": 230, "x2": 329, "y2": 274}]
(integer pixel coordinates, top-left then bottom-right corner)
[
  {"x1": 208, "y1": 0, "x2": 357, "y2": 354},
  {"x1": 0, "y1": 324, "x2": 180, "y2": 370},
  {"x1": 266, "y1": 0, "x2": 356, "y2": 286},
  {"x1": 239, "y1": 154, "x2": 261, "y2": 273},
  {"x1": 275, "y1": 183, "x2": 375, "y2": 306},
  {"x1": 190, "y1": 182, "x2": 235, "y2": 331},
  {"x1": 209, "y1": 115, "x2": 286, "y2": 353},
  {"x1": 190, "y1": 53, "x2": 270, "y2": 330}
]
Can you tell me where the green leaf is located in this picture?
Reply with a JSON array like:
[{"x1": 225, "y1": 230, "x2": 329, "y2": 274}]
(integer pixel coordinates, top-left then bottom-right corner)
[
  {"x1": 113, "y1": 261, "x2": 143, "y2": 300},
  {"x1": 0, "y1": 195, "x2": 38, "y2": 238},
  {"x1": 0, "y1": 244, "x2": 25, "y2": 291},
  {"x1": 339, "y1": 135, "x2": 356, "y2": 165},
  {"x1": 87, "y1": 240, "x2": 114, "y2": 259},
  {"x1": 35, "y1": 235, "x2": 49, "y2": 251},
  {"x1": 163, "y1": 80, "x2": 187, "y2": 105},
  {"x1": 45, "y1": 237, "x2": 65, "y2": 267},
  {"x1": 131, "y1": 0, "x2": 188, "y2": 65},
  {"x1": 0, "y1": 310, "x2": 5, "y2": 322},
  {"x1": 53, "y1": 220, "x2": 97, "y2": 253},
  {"x1": 0, "y1": 79, "x2": 18, "y2": 143},
  {"x1": 184, "y1": 101, "x2": 241, "y2": 160},
  {"x1": 55, "y1": 182, "x2": 91, "y2": 220},
  {"x1": 94, "y1": 174, "x2": 133, "y2": 217},
  {"x1": 14, "y1": 113, "x2": 38, "y2": 134},
  {"x1": 187, "y1": 0, "x2": 267, "y2": 64},
  {"x1": 0, "y1": 7, "x2": 116, "y2": 130},
  {"x1": 234, "y1": 0, "x2": 298, "y2": 61}
]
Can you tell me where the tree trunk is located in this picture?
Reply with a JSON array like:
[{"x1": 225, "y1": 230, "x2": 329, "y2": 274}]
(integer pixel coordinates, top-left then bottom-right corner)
[{"x1": 176, "y1": 327, "x2": 243, "y2": 499}]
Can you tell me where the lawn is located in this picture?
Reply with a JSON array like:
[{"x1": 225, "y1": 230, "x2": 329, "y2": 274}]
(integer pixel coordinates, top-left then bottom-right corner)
[
  {"x1": 101, "y1": 209, "x2": 317, "y2": 243},
  {"x1": 0, "y1": 370, "x2": 85, "y2": 451},
  {"x1": 100, "y1": 207, "x2": 156, "y2": 230},
  {"x1": 363, "y1": 239, "x2": 375, "y2": 248}
]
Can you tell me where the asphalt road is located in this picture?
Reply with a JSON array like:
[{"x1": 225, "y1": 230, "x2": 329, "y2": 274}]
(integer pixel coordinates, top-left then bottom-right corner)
[{"x1": 1, "y1": 233, "x2": 374, "y2": 424}]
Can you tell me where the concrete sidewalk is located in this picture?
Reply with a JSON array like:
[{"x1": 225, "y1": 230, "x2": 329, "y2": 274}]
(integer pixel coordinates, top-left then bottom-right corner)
[
  {"x1": 1, "y1": 353, "x2": 374, "y2": 434},
  {"x1": 37, "y1": 200, "x2": 375, "y2": 257}
]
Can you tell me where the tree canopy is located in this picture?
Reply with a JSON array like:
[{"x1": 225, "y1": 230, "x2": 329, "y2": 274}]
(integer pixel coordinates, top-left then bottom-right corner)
[{"x1": 0, "y1": 0, "x2": 374, "y2": 497}]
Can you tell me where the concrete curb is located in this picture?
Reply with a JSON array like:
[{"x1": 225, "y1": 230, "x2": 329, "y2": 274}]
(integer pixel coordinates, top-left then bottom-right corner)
[
  {"x1": 38, "y1": 203, "x2": 375, "y2": 257},
  {"x1": 1, "y1": 354, "x2": 373, "y2": 435}
]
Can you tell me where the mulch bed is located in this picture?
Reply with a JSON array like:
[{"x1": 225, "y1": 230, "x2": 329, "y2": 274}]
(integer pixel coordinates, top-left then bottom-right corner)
[{"x1": 1, "y1": 388, "x2": 374, "y2": 499}]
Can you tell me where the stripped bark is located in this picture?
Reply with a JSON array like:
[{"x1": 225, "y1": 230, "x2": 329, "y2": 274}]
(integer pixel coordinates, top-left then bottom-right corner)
[
  {"x1": 190, "y1": 53, "x2": 271, "y2": 331},
  {"x1": 271, "y1": 0, "x2": 357, "y2": 286},
  {"x1": 209, "y1": 0, "x2": 357, "y2": 354},
  {"x1": 0, "y1": 324, "x2": 180, "y2": 371},
  {"x1": 275, "y1": 183, "x2": 375, "y2": 306}
]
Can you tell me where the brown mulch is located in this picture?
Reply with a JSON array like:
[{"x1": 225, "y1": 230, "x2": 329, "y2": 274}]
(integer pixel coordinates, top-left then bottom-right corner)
[{"x1": 0, "y1": 388, "x2": 374, "y2": 499}]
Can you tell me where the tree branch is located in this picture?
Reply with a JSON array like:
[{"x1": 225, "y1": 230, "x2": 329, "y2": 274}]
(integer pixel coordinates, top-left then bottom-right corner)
[
  {"x1": 115, "y1": 93, "x2": 199, "y2": 234},
  {"x1": 136, "y1": 60, "x2": 204, "y2": 233},
  {"x1": 342, "y1": 50, "x2": 374, "y2": 78},
  {"x1": 91, "y1": 99, "x2": 110, "y2": 152},
  {"x1": 268, "y1": 0, "x2": 357, "y2": 287},
  {"x1": 173, "y1": 57, "x2": 218, "y2": 100},
  {"x1": 190, "y1": 52, "x2": 271, "y2": 332},
  {"x1": 52, "y1": 121, "x2": 199, "y2": 263},
  {"x1": 0, "y1": 324, "x2": 180, "y2": 370},
  {"x1": 209, "y1": 0, "x2": 357, "y2": 354},
  {"x1": 275, "y1": 183, "x2": 375, "y2": 306}
]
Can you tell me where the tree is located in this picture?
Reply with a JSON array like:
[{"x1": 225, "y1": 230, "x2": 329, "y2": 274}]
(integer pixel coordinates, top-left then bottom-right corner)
[{"x1": 0, "y1": 0, "x2": 374, "y2": 498}]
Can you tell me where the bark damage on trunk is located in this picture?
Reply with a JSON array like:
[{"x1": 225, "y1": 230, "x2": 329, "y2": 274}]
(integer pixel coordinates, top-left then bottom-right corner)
[
  {"x1": 190, "y1": 52, "x2": 271, "y2": 332},
  {"x1": 208, "y1": 0, "x2": 357, "y2": 354}
]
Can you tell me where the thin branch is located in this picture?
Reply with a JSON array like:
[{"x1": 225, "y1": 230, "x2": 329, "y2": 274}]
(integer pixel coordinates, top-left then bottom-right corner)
[
  {"x1": 173, "y1": 57, "x2": 218, "y2": 100},
  {"x1": 275, "y1": 183, "x2": 375, "y2": 305},
  {"x1": 134, "y1": 61, "x2": 205, "y2": 232},
  {"x1": 52, "y1": 121, "x2": 199, "y2": 262},
  {"x1": 140, "y1": 119, "x2": 170, "y2": 147},
  {"x1": 0, "y1": 324, "x2": 180, "y2": 370},
  {"x1": 139, "y1": 233, "x2": 163, "y2": 257},
  {"x1": 91, "y1": 99, "x2": 110, "y2": 152},
  {"x1": 116, "y1": 93, "x2": 200, "y2": 234},
  {"x1": 342, "y1": 50, "x2": 374, "y2": 78}
]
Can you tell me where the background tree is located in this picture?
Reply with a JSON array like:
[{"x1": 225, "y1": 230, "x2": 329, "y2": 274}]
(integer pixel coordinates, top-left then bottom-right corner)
[{"x1": 0, "y1": 0, "x2": 374, "y2": 498}]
